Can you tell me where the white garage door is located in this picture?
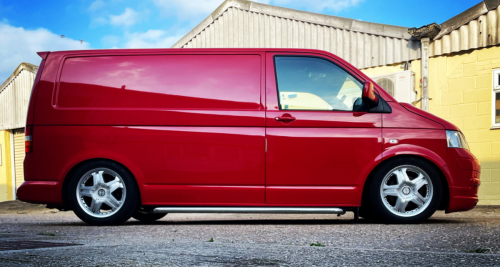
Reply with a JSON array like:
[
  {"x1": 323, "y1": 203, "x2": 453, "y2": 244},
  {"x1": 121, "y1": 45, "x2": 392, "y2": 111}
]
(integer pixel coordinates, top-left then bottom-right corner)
[{"x1": 13, "y1": 128, "x2": 25, "y2": 189}]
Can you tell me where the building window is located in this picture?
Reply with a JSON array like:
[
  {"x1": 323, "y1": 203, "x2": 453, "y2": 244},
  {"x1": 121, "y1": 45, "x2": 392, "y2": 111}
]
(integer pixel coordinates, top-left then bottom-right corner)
[{"x1": 493, "y1": 69, "x2": 500, "y2": 127}]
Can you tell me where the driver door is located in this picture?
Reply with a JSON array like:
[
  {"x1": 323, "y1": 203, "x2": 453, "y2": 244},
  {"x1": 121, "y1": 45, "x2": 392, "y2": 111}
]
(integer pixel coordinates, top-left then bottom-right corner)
[{"x1": 265, "y1": 52, "x2": 382, "y2": 205}]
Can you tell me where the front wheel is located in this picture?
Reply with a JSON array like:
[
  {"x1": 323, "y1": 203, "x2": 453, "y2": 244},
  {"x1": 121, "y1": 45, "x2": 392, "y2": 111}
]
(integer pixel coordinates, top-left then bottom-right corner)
[
  {"x1": 366, "y1": 158, "x2": 442, "y2": 224},
  {"x1": 68, "y1": 161, "x2": 139, "y2": 225}
]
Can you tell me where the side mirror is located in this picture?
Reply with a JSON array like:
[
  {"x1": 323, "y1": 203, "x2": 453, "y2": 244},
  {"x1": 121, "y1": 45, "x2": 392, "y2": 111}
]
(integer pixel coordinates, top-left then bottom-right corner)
[{"x1": 362, "y1": 81, "x2": 379, "y2": 108}]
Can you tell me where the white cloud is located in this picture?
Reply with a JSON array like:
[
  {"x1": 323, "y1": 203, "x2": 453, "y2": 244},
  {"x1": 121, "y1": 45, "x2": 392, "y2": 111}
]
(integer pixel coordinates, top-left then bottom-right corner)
[
  {"x1": 257, "y1": 0, "x2": 364, "y2": 13},
  {"x1": 124, "y1": 29, "x2": 184, "y2": 48},
  {"x1": 109, "y1": 8, "x2": 141, "y2": 27},
  {"x1": 0, "y1": 23, "x2": 90, "y2": 82},
  {"x1": 152, "y1": 0, "x2": 223, "y2": 20},
  {"x1": 88, "y1": 0, "x2": 105, "y2": 11}
]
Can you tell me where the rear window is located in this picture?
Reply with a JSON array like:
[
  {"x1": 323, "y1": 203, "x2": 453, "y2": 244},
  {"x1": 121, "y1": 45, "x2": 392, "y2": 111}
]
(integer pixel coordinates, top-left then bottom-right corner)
[{"x1": 58, "y1": 55, "x2": 261, "y2": 109}]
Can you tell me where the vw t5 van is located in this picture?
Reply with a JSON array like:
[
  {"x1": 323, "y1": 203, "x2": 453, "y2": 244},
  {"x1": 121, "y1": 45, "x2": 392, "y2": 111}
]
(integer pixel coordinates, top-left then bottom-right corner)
[{"x1": 18, "y1": 49, "x2": 480, "y2": 225}]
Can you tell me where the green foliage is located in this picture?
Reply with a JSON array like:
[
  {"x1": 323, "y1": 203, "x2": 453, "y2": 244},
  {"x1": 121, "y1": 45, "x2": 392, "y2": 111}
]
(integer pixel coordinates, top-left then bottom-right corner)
[
  {"x1": 37, "y1": 232, "x2": 55, "y2": 236},
  {"x1": 465, "y1": 247, "x2": 491, "y2": 253},
  {"x1": 310, "y1": 242, "x2": 325, "y2": 247}
]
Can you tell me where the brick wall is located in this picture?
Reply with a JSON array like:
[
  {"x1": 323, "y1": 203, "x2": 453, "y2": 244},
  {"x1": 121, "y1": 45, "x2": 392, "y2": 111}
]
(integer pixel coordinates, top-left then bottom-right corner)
[{"x1": 429, "y1": 46, "x2": 500, "y2": 205}]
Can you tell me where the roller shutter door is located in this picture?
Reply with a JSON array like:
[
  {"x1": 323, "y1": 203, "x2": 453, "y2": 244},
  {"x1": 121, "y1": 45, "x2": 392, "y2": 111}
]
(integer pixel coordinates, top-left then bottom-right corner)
[{"x1": 13, "y1": 128, "x2": 25, "y2": 189}]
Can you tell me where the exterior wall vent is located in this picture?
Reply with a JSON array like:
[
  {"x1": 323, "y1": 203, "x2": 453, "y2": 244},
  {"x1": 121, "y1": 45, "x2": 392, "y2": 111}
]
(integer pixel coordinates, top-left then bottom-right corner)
[{"x1": 371, "y1": 70, "x2": 416, "y2": 104}]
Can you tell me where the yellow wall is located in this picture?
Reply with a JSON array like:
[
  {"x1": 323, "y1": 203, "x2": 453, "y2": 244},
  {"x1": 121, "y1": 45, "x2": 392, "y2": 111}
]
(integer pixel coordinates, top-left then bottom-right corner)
[
  {"x1": 429, "y1": 46, "x2": 500, "y2": 205},
  {"x1": 0, "y1": 130, "x2": 14, "y2": 201},
  {"x1": 362, "y1": 46, "x2": 500, "y2": 205}
]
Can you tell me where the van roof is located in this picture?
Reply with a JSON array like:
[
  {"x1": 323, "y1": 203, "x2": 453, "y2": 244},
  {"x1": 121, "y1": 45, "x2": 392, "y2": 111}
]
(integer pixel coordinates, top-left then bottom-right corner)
[{"x1": 44, "y1": 48, "x2": 334, "y2": 56}]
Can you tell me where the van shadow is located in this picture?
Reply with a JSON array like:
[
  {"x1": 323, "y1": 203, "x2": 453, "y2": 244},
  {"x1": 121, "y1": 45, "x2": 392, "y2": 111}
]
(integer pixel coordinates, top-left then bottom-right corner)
[
  {"x1": 37, "y1": 217, "x2": 470, "y2": 227},
  {"x1": 124, "y1": 218, "x2": 467, "y2": 226}
]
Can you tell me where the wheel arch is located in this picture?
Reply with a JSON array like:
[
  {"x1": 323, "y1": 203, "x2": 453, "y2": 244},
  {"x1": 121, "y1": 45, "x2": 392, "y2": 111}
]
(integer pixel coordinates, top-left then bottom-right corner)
[
  {"x1": 361, "y1": 154, "x2": 450, "y2": 212},
  {"x1": 61, "y1": 158, "x2": 142, "y2": 210}
]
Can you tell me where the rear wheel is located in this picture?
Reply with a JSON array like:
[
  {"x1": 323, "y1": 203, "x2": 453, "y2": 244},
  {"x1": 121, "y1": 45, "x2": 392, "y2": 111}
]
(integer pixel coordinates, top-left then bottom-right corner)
[
  {"x1": 68, "y1": 161, "x2": 139, "y2": 225},
  {"x1": 366, "y1": 157, "x2": 442, "y2": 223}
]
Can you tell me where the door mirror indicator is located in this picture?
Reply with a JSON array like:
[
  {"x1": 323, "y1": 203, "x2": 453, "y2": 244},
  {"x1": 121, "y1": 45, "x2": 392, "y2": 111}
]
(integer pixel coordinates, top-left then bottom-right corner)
[{"x1": 362, "y1": 81, "x2": 379, "y2": 108}]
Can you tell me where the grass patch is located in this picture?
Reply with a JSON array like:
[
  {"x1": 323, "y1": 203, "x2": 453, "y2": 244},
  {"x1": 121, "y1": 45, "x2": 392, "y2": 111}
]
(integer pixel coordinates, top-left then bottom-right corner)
[
  {"x1": 208, "y1": 238, "x2": 214, "y2": 242},
  {"x1": 465, "y1": 247, "x2": 491, "y2": 253},
  {"x1": 310, "y1": 242, "x2": 325, "y2": 247},
  {"x1": 37, "y1": 232, "x2": 56, "y2": 236}
]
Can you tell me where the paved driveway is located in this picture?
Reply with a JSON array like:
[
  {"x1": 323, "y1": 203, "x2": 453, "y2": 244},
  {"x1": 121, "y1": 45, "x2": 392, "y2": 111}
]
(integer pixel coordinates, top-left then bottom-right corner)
[{"x1": 0, "y1": 201, "x2": 499, "y2": 266}]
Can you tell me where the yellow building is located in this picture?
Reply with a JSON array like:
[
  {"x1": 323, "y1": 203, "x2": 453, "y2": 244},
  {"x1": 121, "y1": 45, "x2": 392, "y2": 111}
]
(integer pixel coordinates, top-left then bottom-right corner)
[{"x1": 0, "y1": 63, "x2": 38, "y2": 201}]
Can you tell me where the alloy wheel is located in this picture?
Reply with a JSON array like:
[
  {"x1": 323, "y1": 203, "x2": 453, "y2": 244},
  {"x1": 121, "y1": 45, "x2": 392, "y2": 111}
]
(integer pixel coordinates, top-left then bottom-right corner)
[
  {"x1": 76, "y1": 168, "x2": 126, "y2": 218},
  {"x1": 379, "y1": 165, "x2": 433, "y2": 217}
]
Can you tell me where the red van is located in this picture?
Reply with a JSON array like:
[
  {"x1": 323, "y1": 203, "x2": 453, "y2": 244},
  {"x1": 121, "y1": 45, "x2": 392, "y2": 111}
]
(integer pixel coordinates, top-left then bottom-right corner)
[{"x1": 18, "y1": 48, "x2": 480, "y2": 225}]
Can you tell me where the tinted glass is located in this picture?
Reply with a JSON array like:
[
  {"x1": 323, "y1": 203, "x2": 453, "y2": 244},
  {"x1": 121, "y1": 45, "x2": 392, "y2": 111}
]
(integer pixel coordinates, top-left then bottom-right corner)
[
  {"x1": 274, "y1": 56, "x2": 363, "y2": 111},
  {"x1": 58, "y1": 55, "x2": 261, "y2": 109}
]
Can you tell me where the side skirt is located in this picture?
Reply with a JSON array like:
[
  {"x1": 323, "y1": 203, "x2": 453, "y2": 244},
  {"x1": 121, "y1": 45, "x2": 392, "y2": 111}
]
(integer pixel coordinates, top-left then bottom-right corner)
[{"x1": 152, "y1": 207, "x2": 345, "y2": 214}]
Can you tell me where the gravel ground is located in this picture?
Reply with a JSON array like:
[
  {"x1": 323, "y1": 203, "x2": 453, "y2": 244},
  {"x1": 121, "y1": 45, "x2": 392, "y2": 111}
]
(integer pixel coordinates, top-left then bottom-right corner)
[{"x1": 0, "y1": 201, "x2": 500, "y2": 266}]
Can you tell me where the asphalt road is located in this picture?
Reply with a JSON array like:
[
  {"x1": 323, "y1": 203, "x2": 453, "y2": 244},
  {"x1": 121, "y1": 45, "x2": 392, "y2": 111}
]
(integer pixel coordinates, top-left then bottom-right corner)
[{"x1": 1, "y1": 201, "x2": 500, "y2": 266}]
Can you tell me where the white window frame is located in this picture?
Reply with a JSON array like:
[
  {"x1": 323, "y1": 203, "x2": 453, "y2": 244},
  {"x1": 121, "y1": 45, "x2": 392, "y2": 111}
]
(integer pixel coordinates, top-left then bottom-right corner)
[{"x1": 492, "y1": 68, "x2": 500, "y2": 129}]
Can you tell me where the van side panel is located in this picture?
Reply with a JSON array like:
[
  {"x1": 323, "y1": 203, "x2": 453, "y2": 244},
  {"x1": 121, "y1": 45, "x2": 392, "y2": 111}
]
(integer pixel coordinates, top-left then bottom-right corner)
[
  {"x1": 27, "y1": 53, "x2": 266, "y2": 205},
  {"x1": 35, "y1": 54, "x2": 265, "y2": 127}
]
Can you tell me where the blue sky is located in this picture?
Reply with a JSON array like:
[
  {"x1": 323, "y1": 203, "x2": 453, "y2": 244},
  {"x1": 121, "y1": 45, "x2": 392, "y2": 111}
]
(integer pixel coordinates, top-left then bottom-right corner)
[{"x1": 0, "y1": 0, "x2": 481, "y2": 81}]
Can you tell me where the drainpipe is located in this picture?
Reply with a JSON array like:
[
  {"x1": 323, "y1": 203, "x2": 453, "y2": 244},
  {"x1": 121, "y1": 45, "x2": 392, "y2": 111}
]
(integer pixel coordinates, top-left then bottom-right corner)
[
  {"x1": 421, "y1": 37, "x2": 430, "y2": 111},
  {"x1": 408, "y1": 23, "x2": 441, "y2": 112}
]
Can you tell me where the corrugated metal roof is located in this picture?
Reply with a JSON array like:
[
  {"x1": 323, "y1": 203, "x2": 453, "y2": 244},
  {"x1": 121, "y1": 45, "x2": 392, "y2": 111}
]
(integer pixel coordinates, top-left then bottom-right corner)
[
  {"x1": 430, "y1": 2, "x2": 500, "y2": 57},
  {"x1": 172, "y1": 0, "x2": 421, "y2": 69},
  {"x1": 0, "y1": 63, "x2": 38, "y2": 130}
]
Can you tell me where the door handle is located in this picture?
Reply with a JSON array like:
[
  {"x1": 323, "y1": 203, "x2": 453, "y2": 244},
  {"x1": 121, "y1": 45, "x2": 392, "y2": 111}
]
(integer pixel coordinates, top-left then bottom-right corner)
[{"x1": 275, "y1": 116, "x2": 296, "y2": 122}]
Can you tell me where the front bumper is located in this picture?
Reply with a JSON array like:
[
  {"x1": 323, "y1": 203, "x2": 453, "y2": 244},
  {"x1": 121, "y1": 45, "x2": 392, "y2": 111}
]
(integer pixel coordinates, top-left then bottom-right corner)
[
  {"x1": 445, "y1": 148, "x2": 481, "y2": 213},
  {"x1": 447, "y1": 182, "x2": 479, "y2": 213},
  {"x1": 17, "y1": 181, "x2": 63, "y2": 205}
]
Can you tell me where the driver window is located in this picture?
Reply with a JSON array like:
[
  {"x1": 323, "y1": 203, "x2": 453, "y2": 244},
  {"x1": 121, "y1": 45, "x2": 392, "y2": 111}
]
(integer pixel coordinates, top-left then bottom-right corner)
[{"x1": 275, "y1": 56, "x2": 363, "y2": 111}]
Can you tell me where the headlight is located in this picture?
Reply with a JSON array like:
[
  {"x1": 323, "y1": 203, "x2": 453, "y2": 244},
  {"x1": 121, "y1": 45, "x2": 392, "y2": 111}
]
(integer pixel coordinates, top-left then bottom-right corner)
[{"x1": 446, "y1": 130, "x2": 469, "y2": 150}]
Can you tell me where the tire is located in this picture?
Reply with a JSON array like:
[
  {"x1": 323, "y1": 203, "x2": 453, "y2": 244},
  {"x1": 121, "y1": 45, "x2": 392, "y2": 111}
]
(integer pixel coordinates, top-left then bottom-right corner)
[
  {"x1": 132, "y1": 209, "x2": 167, "y2": 223},
  {"x1": 366, "y1": 157, "x2": 442, "y2": 224},
  {"x1": 67, "y1": 160, "x2": 139, "y2": 226},
  {"x1": 358, "y1": 206, "x2": 374, "y2": 221}
]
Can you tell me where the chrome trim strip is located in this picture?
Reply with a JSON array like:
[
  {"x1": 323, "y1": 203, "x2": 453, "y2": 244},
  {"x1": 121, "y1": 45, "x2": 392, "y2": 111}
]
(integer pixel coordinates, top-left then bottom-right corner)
[{"x1": 152, "y1": 207, "x2": 345, "y2": 214}]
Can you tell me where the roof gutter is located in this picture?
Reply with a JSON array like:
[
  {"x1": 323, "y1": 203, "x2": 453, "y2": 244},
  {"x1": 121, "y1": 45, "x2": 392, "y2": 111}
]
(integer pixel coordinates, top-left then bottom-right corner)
[{"x1": 407, "y1": 0, "x2": 500, "y2": 112}]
